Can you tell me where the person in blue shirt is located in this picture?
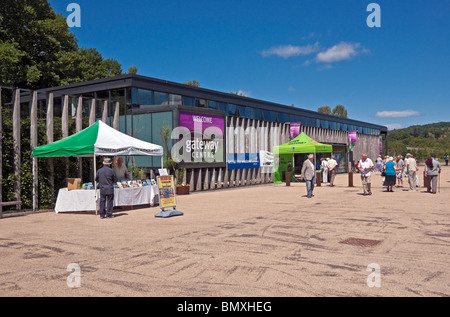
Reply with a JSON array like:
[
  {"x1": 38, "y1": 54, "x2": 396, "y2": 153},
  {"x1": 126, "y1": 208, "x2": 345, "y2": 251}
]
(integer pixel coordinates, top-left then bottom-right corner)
[{"x1": 383, "y1": 157, "x2": 398, "y2": 192}]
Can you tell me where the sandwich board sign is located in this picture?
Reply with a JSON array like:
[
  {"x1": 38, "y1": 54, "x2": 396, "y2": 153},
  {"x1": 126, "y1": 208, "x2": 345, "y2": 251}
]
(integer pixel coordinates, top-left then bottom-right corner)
[{"x1": 155, "y1": 175, "x2": 183, "y2": 218}]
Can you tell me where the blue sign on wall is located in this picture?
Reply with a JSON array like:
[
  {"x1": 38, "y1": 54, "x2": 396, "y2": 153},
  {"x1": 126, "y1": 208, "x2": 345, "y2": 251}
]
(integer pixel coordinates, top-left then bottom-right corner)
[{"x1": 226, "y1": 153, "x2": 260, "y2": 170}]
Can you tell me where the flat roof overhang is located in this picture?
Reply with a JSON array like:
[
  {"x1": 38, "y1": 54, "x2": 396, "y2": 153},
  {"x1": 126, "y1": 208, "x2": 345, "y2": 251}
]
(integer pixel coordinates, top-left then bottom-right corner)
[{"x1": 12, "y1": 74, "x2": 388, "y2": 133}]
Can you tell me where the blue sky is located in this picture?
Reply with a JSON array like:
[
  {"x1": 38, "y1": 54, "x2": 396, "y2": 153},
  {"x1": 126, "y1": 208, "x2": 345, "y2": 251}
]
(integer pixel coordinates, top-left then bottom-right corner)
[{"x1": 48, "y1": 0, "x2": 449, "y2": 130}]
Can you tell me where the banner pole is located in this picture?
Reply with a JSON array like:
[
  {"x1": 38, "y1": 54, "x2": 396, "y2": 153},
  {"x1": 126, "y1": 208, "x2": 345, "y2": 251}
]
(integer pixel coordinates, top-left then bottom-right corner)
[{"x1": 93, "y1": 154, "x2": 98, "y2": 215}]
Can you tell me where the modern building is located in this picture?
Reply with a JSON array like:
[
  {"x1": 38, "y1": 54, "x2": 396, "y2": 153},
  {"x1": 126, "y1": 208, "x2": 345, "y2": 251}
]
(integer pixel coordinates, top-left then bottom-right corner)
[{"x1": 9, "y1": 74, "x2": 388, "y2": 192}]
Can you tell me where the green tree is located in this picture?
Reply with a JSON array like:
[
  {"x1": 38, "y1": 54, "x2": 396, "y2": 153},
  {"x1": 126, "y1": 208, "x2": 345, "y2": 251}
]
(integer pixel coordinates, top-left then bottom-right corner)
[
  {"x1": 127, "y1": 65, "x2": 138, "y2": 74},
  {"x1": 0, "y1": 0, "x2": 122, "y2": 89},
  {"x1": 387, "y1": 121, "x2": 450, "y2": 159},
  {"x1": 183, "y1": 80, "x2": 200, "y2": 87},
  {"x1": 332, "y1": 105, "x2": 348, "y2": 118},
  {"x1": 317, "y1": 106, "x2": 331, "y2": 115},
  {"x1": 57, "y1": 48, "x2": 122, "y2": 85}
]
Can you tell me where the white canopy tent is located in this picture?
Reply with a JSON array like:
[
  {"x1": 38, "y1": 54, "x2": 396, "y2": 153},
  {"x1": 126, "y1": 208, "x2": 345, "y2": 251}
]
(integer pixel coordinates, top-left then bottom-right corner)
[{"x1": 33, "y1": 120, "x2": 164, "y2": 212}]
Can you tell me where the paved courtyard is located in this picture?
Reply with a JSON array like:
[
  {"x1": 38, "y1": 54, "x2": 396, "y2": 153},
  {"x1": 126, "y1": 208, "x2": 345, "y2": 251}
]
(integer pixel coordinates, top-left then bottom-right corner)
[{"x1": 0, "y1": 167, "x2": 449, "y2": 297}]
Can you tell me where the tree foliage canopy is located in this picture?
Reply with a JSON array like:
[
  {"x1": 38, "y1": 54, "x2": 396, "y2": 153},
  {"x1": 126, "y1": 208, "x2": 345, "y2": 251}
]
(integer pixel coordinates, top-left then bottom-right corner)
[
  {"x1": 183, "y1": 80, "x2": 200, "y2": 87},
  {"x1": 317, "y1": 106, "x2": 331, "y2": 115},
  {"x1": 318, "y1": 105, "x2": 348, "y2": 118},
  {"x1": 0, "y1": 0, "x2": 122, "y2": 89},
  {"x1": 387, "y1": 122, "x2": 450, "y2": 159}
]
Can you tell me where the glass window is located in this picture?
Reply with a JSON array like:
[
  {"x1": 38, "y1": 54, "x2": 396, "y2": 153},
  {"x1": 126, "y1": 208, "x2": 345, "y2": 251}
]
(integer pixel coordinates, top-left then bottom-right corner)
[
  {"x1": 278, "y1": 112, "x2": 289, "y2": 123},
  {"x1": 330, "y1": 121, "x2": 337, "y2": 130},
  {"x1": 110, "y1": 88, "x2": 125, "y2": 116},
  {"x1": 131, "y1": 87, "x2": 138, "y2": 104},
  {"x1": 217, "y1": 102, "x2": 227, "y2": 113},
  {"x1": 138, "y1": 88, "x2": 153, "y2": 105},
  {"x1": 169, "y1": 94, "x2": 182, "y2": 105},
  {"x1": 245, "y1": 107, "x2": 255, "y2": 119},
  {"x1": 208, "y1": 100, "x2": 217, "y2": 109},
  {"x1": 262, "y1": 110, "x2": 277, "y2": 122},
  {"x1": 228, "y1": 104, "x2": 238, "y2": 116},
  {"x1": 341, "y1": 123, "x2": 347, "y2": 131},
  {"x1": 321, "y1": 120, "x2": 329, "y2": 129},
  {"x1": 238, "y1": 106, "x2": 254, "y2": 119},
  {"x1": 183, "y1": 96, "x2": 195, "y2": 106},
  {"x1": 357, "y1": 126, "x2": 363, "y2": 134},
  {"x1": 154, "y1": 91, "x2": 168, "y2": 105},
  {"x1": 238, "y1": 105, "x2": 246, "y2": 117},
  {"x1": 196, "y1": 98, "x2": 206, "y2": 107},
  {"x1": 253, "y1": 108, "x2": 262, "y2": 120}
]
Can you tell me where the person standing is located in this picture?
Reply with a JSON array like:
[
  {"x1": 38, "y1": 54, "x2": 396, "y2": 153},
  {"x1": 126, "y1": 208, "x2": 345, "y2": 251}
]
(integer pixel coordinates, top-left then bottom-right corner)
[
  {"x1": 376, "y1": 155, "x2": 382, "y2": 172},
  {"x1": 358, "y1": 153, "x2": 374, "y2": 195},
  {"x1": 301, "y1": 154, "x2": 316, "y2": 198},
  {"x1": 396, "y1": 155, "x2": 404, "y2": 187},
  {"x1": 405, "y1": 153, "x2": 418, "y2": 191},
  {"x1": 445, "y1": 154, "x2": 449, "y2": 166},
  {"x1": 384, "y1": 157, "x2": 397, "y2": 192},
  {"x1": 112, "y1": 156, "x2": 130, "y2": 181},
  {"x1": 424, "y1": 154, "x2": 441, "y2": 194},
  {"x1": 96, "y1": 157, "x2": 118, "y2": 219},
  {"x1": 320, "y1": 158, "x2": 328, "y2": 183},
  {"x1": 327, "y1": 156, "x2": 338, "y2": 187}
]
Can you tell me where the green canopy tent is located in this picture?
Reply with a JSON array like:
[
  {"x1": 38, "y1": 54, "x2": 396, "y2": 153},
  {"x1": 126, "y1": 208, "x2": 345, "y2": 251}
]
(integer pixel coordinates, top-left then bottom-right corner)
[
  {"x1": 33, "y1": 120, "x2": 164, "y2": 213},
  {"x1": 273, "y1": 132, "x2": 333, "y2": 183}
]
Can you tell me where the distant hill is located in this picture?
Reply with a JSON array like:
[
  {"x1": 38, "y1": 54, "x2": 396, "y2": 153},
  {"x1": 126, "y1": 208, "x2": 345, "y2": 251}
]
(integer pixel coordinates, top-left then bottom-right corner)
[{"x1": 387, "y1": 122, "x2": 450, "y2": 159}]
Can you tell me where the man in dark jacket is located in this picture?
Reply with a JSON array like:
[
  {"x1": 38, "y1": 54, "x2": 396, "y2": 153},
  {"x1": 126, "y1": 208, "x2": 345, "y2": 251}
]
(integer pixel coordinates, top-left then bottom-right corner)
[{"x1": 95, "y1": 157, "x2": 118, "y2": 218}]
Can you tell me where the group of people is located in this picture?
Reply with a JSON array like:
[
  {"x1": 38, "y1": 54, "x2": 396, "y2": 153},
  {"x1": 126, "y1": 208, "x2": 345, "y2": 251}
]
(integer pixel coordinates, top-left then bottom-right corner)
[
  {"x1": 299, "y1": 152, "x2": 442, "y2": 198},
  {"x1": 300, "y1": 155, "x2": 338, "y2": 198},
  {"x1": 378, "y1": 154, "x2": 418, "y2": 192},
  {"x1": 319, "y1": 156, "x2": 338, "y2": 187}
]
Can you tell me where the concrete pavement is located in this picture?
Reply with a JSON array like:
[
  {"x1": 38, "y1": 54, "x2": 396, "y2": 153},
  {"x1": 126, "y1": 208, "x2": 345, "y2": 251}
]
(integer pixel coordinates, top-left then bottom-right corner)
[{"x1": 0, "y1": 167, "x2": 449, "y2": 297}]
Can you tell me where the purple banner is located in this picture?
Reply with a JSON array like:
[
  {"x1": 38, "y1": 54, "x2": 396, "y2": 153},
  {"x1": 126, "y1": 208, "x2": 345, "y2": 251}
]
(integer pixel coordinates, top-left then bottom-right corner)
[
  {"x1": 290, "y1": 122, "x2": 301, "y2": 139},
  {"x1": 178, "y1": 111, "x2": 225, "y2": 164},
  {"x1": 179, "y1": 112, "x2": 224, "y2": 132},
  {"x1": 348, "y1": 131, "x2": 357, "y2": 150}
]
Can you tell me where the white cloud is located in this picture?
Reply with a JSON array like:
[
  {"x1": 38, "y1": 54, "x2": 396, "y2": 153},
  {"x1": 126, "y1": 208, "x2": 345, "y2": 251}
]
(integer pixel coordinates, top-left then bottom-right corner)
[
  {"x1": 375, "y1": 110, "x2": 422, "y2": 118},
  {"x1": 317, "y1": 64, "x2": 333, "y2": 71},
  {"x1": 385, "y1": 123, "x2": 403, "y2": 130},
  {"x1": 234, "y1": 90, "x2": 251, "y2": 97},
  {"x1": 315, "y1": 42, "x2": 365, "y2": 63},
  {"x1": 288, "y1": 86, "x2": 296, "y2": 92},
  {"x1": 261, "y1": 42, "x2": 319, "y2": 59}
]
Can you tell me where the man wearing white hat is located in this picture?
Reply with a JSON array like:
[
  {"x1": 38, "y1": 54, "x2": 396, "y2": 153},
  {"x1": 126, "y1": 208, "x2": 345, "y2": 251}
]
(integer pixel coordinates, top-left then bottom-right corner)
[{"x1": 95, "y1": 157, "x2": 118, "y2": 219}]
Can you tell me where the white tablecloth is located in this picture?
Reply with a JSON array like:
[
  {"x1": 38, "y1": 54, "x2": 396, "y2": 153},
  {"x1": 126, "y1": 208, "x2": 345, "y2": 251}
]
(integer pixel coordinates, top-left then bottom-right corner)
[{"x1": 54, "y1": 185, "x2": 159, "y2": 213}]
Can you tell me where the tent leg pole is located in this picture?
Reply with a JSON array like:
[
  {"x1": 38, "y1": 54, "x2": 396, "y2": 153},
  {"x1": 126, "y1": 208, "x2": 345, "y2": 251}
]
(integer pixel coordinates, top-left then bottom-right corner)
[
  {"x1": 161, "y1": 156, "x2": 163, "y2": 168},
  {"x1": 93, "y1": 155, "x2": 98, "y2": 216}
]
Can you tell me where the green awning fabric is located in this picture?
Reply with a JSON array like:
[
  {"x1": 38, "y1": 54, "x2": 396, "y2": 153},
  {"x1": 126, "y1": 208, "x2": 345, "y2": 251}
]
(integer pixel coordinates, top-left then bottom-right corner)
[
  {"x1": 33, "y1": 121, "x2": 99, "y2": 157},
  {"x1": 33, "y1": 120, "x2": 163, "y2": 158},
  {"x1": 273, "y1": 132, "x2": 333, "y2": 154}
]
